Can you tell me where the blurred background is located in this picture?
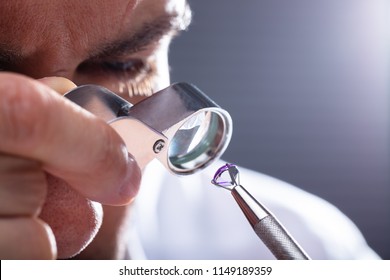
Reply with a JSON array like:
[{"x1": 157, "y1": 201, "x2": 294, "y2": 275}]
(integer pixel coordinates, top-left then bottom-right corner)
[{"x1": 169, "y1": 0, "x2": 389, "y2": 258}]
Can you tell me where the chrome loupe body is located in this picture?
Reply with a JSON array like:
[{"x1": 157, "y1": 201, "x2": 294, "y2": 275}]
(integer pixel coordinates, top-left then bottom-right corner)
[{"x1": 64, "y1": 83, "x2": 232, "y2": 175}]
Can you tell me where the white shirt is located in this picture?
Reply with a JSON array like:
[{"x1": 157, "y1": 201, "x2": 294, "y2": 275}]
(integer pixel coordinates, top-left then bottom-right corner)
[{"x1": 130, "y1": 160, "x2": 379, "y2": 260}]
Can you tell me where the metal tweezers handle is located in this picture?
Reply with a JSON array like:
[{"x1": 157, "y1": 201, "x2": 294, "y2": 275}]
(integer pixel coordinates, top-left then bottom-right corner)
[
  {"x1": 254, "y1": 216, "x2": 310, "y2": 260},
  {"x1": 232, "y1": 185, "x2": 310, "y2": 260}
]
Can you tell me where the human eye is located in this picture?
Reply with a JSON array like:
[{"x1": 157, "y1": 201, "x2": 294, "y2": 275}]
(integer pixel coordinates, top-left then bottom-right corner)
[
  {"x1": 75, "y1": 56, "x2": 156, "y2": 100},
  {"x1": 101, "y1": 59, "x2": 147, "y2": 76}
]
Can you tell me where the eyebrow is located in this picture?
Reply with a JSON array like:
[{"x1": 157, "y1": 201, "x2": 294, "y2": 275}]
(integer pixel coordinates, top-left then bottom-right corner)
[
  {"x1": 90, "y1": 8, "x2": 192, "y2": 60},
  {"x1": 0, "y1": 4, "x2": 192, "y2": 70}
]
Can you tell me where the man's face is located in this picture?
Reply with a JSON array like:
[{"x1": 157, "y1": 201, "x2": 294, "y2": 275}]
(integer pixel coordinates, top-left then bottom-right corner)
[
  {"x1": 0, "y1": 0, "x2": 190, "y2": 103},
  {"x1": 0, "y1": 0, "x2": 190, "y2": 259}
]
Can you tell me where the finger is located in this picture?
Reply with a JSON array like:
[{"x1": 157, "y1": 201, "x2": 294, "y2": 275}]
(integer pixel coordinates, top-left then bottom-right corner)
[
  {"x1": 0, "y1": 153, "x2": 47, "y2": 216},
  {"x1": 38, "y1": 77, "x2": 77, "y2": 95},
  {"x1": 39, "y1": 174, "x2": 103, "y2": 259},
  {"x1": 0, "y1": 217, "x2": 56, "y2": 259},
  {"x1": 0, "y1": 72, "x2": 141, "y2": 205}
]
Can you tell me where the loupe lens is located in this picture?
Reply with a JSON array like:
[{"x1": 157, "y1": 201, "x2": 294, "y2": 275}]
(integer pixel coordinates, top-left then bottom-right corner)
[{"x1": 168, "y1": 109, "x2": 231, "y2": 174}]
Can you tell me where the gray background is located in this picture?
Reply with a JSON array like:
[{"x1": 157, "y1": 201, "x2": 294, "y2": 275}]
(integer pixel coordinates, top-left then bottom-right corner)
[{"x1": 169, "y1": 0, "x2": 390, "y2": 258}]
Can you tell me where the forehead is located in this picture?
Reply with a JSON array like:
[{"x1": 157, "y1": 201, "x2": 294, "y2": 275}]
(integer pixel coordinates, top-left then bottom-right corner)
[{"x1": 0, "y1": 0, "x2": 186, "y2": 59}]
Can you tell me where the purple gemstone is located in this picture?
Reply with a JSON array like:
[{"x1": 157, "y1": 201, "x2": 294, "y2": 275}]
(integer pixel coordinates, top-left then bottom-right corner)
[{"x1": 212, "y1": 163, "x2": 237, "y2": 187}]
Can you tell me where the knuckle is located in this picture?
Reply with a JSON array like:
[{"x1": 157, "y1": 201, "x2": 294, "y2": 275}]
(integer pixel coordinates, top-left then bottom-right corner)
[
  {"x1": 0, "y1": 154, "x2": 47, "y2": 216},
  {"x1": 0, "y1": 217, "x2": 56, "y2": 259}
]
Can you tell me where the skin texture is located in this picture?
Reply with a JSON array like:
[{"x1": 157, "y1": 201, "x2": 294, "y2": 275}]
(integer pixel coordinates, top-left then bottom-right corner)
[
  {"x1": 0, "y1": 0, "x2": 190, "y2": 259},
  {"x1": 39, "y1": 175, "x2": 103, "y2": 259}
]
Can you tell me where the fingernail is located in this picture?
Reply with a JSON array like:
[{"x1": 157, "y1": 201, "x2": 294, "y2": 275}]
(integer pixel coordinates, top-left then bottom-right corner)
[{"x1": 37, "y1": 77, "x2": 77, "y2": 95}]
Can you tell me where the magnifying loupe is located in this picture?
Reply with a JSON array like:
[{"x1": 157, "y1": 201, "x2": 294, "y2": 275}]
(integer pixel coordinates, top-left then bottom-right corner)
[{"x1": 64, "y1": 83, "x2": 232, "y2": 175}]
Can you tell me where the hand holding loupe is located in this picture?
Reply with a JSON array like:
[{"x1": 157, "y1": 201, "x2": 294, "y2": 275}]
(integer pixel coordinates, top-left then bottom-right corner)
[{"x1": 65, "y1": 83, "x2": 232, "y2": 174}]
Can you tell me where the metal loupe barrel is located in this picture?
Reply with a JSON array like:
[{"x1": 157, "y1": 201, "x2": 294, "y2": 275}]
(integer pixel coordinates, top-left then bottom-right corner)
[{"x1": 65, "y1": 83, "x2": 232, "y2": 175}]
